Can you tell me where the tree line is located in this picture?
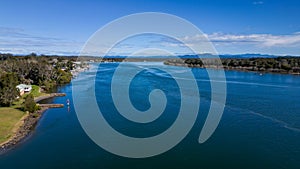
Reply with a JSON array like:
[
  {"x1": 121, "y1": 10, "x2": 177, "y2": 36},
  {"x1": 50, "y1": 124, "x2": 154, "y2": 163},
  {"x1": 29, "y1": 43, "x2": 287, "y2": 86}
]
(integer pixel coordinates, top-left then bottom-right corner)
[
  {"x1": 0, "y1": 53, "x2": 74, "y2": 107},
  {"x1": 164, "y1": 57, "x2": 300, "y2": 74}
]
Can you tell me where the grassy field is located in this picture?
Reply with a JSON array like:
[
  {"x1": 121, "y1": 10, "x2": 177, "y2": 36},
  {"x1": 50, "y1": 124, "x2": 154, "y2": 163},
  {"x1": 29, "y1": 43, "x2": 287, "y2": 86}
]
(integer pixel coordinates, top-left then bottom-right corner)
[
  {"x1": 0, "y1": 85, "x2": 44, "y2": 144},
  {"x1": 0, "y1": 107, "x2": 25, "y2": 144},
  {"x1": 11, "y1": 85, "x2": 46, "y2": 109},
  {"x1": 30, "y1": 85, "x2": 47, "y2": 97}
]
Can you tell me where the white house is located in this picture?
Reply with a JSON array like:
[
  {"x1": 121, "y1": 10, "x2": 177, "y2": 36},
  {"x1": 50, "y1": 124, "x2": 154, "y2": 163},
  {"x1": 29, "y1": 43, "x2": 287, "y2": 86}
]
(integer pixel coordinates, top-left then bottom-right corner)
[{"x1": 16, "y1": 84, "x2": 32, "y2": 95}]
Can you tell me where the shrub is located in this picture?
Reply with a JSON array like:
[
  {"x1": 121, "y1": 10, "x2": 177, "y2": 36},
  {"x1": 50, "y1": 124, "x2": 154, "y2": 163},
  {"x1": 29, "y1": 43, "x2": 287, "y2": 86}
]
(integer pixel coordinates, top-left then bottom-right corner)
[{"x1": 23, "y1": 94, "x2": 38, "y2": 113}]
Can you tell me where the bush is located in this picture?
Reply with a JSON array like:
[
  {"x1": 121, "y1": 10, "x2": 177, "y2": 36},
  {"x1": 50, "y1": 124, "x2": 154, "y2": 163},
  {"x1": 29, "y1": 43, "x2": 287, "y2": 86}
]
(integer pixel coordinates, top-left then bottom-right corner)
[
  {"x1": 42, "y1": 80, "x2": 55, "y2": 92},
  {"x1": 0, "y1": 73, "x2": 19, "y2": 106},
  {"x1": 57, "y1": 70, "x2": 72, "y2": 84},
  {"x1": 23, "y1": 94, "x2": 38, "y2": 113}
]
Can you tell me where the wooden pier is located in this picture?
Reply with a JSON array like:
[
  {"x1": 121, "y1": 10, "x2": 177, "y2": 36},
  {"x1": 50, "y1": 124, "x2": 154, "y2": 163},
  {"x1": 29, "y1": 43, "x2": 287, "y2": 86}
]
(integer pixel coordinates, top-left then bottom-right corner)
[
  {"x1": 34, "y1": 93, "x2": 66, "y2": 102},
  {"x1": 38, "y1": 104, "x2": 64, "y2": 108},
  {"x1": 34, "y1": 93, "x2": 67, "y2": 109}
]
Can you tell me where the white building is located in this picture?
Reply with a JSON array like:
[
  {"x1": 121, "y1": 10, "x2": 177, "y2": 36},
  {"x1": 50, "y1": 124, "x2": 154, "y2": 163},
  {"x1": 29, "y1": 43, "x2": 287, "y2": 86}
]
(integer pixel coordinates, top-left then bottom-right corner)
[{"x1": 16, "y1": 84, "x2": 32, "y2": 95}]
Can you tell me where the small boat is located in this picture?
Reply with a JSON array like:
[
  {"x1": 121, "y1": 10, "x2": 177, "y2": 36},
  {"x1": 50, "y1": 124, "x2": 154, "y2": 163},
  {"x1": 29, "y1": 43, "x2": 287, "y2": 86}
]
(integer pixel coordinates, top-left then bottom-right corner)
[{"x1": 66, "y1": 99, "x2": 70, "y2": 106}]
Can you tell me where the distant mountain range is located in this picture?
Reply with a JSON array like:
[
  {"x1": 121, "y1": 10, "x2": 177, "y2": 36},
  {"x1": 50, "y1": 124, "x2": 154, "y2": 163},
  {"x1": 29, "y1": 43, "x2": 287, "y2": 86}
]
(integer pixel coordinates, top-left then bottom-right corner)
[
  {"x1": 103, "y1": 53, "x2": 299, "y2": 59},
  {"x1": 218, "y1": 53, "x2": 279, "y2": 58},
  {"x1": 1, "y1": 52, "x2": 299, "y2": 59}
]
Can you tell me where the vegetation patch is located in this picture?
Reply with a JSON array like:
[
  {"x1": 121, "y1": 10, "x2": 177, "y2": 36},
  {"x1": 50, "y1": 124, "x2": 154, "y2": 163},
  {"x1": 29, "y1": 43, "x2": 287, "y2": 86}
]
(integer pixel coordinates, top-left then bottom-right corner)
[{"x1": 0, "y1": 108, "x2": 25, "y2": 144}]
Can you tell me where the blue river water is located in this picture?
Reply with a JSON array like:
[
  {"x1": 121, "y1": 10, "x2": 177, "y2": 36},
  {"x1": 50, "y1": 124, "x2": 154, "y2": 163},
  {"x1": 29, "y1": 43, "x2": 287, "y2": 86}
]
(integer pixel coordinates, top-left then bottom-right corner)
[{"x1": 0, "y1": 62, "x2": 300, "y2": 169}]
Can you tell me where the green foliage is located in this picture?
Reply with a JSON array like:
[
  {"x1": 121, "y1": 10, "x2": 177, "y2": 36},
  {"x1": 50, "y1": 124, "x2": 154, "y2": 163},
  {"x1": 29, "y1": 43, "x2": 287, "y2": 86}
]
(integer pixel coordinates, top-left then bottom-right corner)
[
  {"x1": 57, "y1": 69, "x2": 72, "y2": 84},
  {"x1": 30, "y1": 85, "x2": 40, "y2": 97},
  {"x1": 29, "y1": 85, "x2": 46, "y2": 97},
  {"x1": 0, "y1": 107, "x2": 25, "y2": 143},
  {"x1": 184, "y1": 58, "x2": 203, "y2": 67},
  {"x1": 165, "y1": 57, "x2": 300, "y2": 74},
  {"x1": 0, "y1": 73, "x2": 19, "y2": 106},
  {"x1": 40, "y1": 81, "x2": 53, "y2": 92},
  {"x1": 0, "y1": 54, "x2": 76, "y2": 93},
  {"x1": 23, "y1": 94, "x2": 39, "y2": 113},
  {"x1": 281, "y1": 64, "x2": 292, "y2": 71}
]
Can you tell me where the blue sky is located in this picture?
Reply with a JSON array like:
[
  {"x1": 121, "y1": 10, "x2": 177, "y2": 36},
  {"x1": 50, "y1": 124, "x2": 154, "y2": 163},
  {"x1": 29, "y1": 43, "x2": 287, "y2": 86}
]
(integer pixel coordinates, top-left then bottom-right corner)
[{"x1": 0, "y1": 0, "x2": 299, "y2": 56}]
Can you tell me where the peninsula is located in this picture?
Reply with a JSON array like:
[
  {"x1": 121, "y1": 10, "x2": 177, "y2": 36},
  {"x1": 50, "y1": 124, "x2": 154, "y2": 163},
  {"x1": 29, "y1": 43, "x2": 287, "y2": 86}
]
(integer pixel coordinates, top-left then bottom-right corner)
[
  {"x1": 0, "y1": 53, "x2": 87, "y2": 153},
  {"x1": 164, "y1": 57, "x2": 300, "y2": 75}
]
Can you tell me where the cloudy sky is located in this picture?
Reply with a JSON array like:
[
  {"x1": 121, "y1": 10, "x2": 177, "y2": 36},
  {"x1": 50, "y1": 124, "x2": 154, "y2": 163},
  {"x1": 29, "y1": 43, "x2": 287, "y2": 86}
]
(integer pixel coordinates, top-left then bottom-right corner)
[{"x1": 0, "y1": 0, "x2": 299, "y2": 56}]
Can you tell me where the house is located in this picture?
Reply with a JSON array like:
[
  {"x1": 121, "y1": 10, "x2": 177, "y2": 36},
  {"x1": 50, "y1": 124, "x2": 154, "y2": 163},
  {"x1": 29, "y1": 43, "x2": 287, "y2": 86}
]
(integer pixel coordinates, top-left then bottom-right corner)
[{"x1": 16, "y1": 84, "x2": 32, "y2": 96}]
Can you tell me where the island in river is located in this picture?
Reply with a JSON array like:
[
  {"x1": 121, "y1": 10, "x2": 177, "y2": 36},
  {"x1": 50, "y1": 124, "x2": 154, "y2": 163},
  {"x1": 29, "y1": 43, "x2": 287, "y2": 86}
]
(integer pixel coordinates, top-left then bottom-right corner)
[
  {"x1": 164, "y1": 57, "x2": 300, "y2": 75},
  {"x1": 93, "y1": 55, "x2": 300, "y2": 75}
]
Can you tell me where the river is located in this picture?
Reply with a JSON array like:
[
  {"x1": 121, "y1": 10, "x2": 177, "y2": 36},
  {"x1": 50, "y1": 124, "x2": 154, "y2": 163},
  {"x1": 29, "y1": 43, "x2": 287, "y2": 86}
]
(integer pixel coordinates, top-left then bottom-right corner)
[{"x1": 0, "y1": 62, "x2": 300, "y2": 169}]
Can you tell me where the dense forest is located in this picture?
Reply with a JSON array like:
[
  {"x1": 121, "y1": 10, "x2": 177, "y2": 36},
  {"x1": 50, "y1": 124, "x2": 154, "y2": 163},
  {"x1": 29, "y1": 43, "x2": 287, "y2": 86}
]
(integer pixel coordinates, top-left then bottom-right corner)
[
  {"x1": 0, "y1": 53, "x2": 74, "y2": 106},
  {"x1": 164, "y1": 57, "x2": 300, "y2": 74}
]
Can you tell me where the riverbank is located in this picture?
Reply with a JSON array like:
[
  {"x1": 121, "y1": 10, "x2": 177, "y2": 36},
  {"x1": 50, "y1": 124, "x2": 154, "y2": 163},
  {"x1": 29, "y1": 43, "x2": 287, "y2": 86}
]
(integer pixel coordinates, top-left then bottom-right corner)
[
  {"x1": 0, "y1": 108, "x2": 25, "y2": 145},
  {"x1": 0, "y1": 93, "x2": 66, "y2": 154},
  {"x1": 0, "y1": 108, "x2": 47, "y2": 154},
  {"x1": 34, "y1": 93, "x2": 66, "y2": 103},
  {"x1": 164, "y1": 57, "x2": 300, "y2": 75}
]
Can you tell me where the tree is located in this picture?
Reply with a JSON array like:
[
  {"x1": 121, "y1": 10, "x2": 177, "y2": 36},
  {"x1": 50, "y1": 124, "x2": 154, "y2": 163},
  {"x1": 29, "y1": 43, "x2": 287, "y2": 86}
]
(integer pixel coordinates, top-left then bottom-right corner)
[
  {"x1": 0, "y1": 73, "x2": 19, "y2": 106},
  {"x1": 23, "y1": 94, "x2": 38, "y2": 113},
  {"x1": 56, "y1": 69, "x2": 72, "y2": 84}
]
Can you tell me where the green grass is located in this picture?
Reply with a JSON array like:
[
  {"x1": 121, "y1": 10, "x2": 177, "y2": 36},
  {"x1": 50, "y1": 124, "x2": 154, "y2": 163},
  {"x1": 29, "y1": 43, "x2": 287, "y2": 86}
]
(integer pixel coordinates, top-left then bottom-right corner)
[
  {"x1": 11, "y1": 85, "x2": 46, "y2": 109},
  {"x1": 23, "y1": 85, "x2": 46, "y2": 98},
  {"x1": 0, "y1": 85, "x2": 47, "y2": 143},
  {"x1": 0, "y1": 107, "x2": 25, "y2": 144},
  {"x1": 30, "y1": 85, "x2": 45, "y2": 97},
  {"x1": 0, "y1": 85, "x2": 45, "y2": 144}
]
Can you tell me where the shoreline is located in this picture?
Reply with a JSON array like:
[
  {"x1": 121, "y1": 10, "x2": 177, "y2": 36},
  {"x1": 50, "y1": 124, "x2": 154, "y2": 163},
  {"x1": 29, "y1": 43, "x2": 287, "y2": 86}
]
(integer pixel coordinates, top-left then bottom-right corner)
[
  {"x1": 0, "y1": 93, "x2": 66, "y2": 155},
  {"x1": 34, "y1": 93, "x2": 66, "y2": 103},
  {"x1": 164, "y1": 62, "x2": 300, "y2": 75},
  {"x1": 0, "y1": 107, "x2": 48, "y2": 155},
  {"x1": 0, "y1": 112, "x2": 29, "y2": 148}
]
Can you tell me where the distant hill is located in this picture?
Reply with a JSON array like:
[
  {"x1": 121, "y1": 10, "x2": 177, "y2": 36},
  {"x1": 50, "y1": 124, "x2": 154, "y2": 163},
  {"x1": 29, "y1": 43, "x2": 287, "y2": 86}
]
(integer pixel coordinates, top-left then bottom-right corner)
[
  {"x1": 178, "y1": 53, "x2": 282, "y2": 59},
  {"x1": 102, "y1": 53, "x2": 296, "y2": 59},
  {"x1": 1, "y1": 52, "x2": 299, "y2": 60}
]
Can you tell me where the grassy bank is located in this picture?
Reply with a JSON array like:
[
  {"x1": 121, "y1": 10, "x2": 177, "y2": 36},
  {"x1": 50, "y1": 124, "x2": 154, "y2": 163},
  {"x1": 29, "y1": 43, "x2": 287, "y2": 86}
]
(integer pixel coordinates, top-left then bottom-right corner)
[
  {"x1": 0, "y1": 85, "x2": 44, "y2": 145},
  {"x1": 0, "y1": 108, "x2": 25, "y2": 144}
]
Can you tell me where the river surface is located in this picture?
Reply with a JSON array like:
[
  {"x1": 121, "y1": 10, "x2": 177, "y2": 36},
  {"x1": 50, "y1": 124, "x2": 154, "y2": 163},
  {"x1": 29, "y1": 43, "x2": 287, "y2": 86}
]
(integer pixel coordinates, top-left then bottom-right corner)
[{"x1": 0, "y1": 62, "x2": 300, "y2": 169}]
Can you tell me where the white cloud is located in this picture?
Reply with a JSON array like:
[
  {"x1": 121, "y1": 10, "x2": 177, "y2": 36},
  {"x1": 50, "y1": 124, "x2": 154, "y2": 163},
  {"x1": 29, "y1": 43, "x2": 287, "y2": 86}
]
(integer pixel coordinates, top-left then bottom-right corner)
[
  {"x1": 178, "y1": 32, "x2": 300, "y2": 47},
  {"x1": 211, "y1": 33, "x2": 300, "y2": 47},
  {"x1": 1, "y1": 26, "x2": 300, "y2": 56},
  {"x1": 159, "y1": 32, "x2": 300, "y2": 55},
  {"x1": 0, "y1": 27, "x2": 83, "y2": 55}
]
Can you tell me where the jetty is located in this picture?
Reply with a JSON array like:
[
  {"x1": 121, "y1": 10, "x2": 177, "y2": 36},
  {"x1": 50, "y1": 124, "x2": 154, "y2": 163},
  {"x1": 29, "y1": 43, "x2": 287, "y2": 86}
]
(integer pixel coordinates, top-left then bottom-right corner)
[
  {"x1": 0, "y1": 92, "x2": 68, "y2": 154},
  {"x1": 34, "y1": 93, "x2": 66, "y2": 102},
  {"x1": 38, "y1": 104, "x2": 64, "y2": 108}
]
